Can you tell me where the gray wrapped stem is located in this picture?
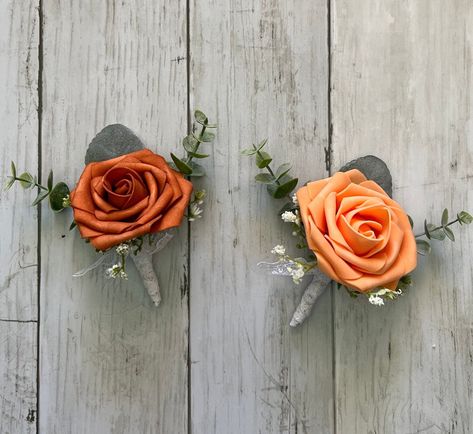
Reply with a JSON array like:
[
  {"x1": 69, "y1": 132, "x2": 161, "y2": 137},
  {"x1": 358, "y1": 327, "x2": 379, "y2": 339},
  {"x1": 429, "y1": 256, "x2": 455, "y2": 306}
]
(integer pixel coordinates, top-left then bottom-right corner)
[
  {"x1": 290, "y1": 271, "x2": 332, "y2": 327},
  {"x1": 131, "y1": 253, "x2": 161, "y2": 306}
]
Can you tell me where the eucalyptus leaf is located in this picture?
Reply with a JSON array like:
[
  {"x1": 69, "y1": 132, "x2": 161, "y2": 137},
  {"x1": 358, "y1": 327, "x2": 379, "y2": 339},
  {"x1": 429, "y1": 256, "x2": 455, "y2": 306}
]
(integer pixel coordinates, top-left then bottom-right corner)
[
  {"x1": 188, "y1": 162, "x2": 205, "y2": 177},
  {"x1": 256, "y1": 151, "x2": 272, "y2": 169},
  {"x1": 441, "y1": 208, "x2": 448, "y2": 227},
  {"x1": 407, "y1": 215, "x2": 414, "y2": 229},
  {"x1": 69, "y1": 220, "x2": 77, "y2": 231},
  {"x1": 170, "y1": 153, "x2": 193, "y2": 175},
  {"x1": 416, "y1": 239, "x2": 431, "y2": 255},
  {"x1": 267, "y1": 177, "x2": 298, "y2": 199},
  {"x1": 49, "y1": 182, "x2": 70, "y2": 212},
  {"x1": 458, "y1": 211, "x2": 473, "y2": 225},
  {"x1": 18, "y1": 172, "x2": 34, "y2": 189},
  {"x1": 429, "y1": 228, "x2": 446, "y2": 241},
  {"x1": 444, "y1": 226, "x2": 455, "y2": 241},
  {"x1": 256, "y1": 139, "x2": 268, "y2": 152},
  {"x1": 275, "y1": 163, "x2": 292, "y2": 180},
  {"x1": 241, "y1": 148, "x2": 257, "y2": 156},
  {"x1": 255, "y1": 173, "x2": 274, "y2": 184},
  {"x1": 47, "y1": 170, "x2": 54, "y2": 191},
  {"x1": 193, "y1": 131, "x2": 215, "y2": 143},
  {"x1": 4, "y1": 177, "x2": 15, "y2": 190},
  {"x1": 11, "y1": 161, "x2": 16, "y2": 178},
  {"x1": 424, "y1": 220, "x2": 432, "y2": 239},
  {"x1": 183, "y1": 135, "x2": 198, "y2": 152},
  {"x1": 194, "y1": 110, "x2": 208, "y2": 125},
  {"x1": 32, "y1": 190, "x2": 50, "y2": 206}
]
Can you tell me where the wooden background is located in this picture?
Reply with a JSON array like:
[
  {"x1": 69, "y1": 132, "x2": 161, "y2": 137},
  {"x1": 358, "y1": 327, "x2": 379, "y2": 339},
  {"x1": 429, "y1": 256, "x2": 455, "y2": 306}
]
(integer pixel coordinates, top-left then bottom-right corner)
[{"x1": 0, "y1": 0, "x2": 472, "y2": 433}]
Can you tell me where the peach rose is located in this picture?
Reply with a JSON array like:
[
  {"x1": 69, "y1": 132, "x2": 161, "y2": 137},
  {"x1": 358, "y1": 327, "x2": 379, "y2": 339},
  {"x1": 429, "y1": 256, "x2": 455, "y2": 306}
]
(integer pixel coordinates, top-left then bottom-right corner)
[
  {"x1": 70, "y1": 149, "x2": 192, "y2": 251},
  {"x1": 296, "y1": 169, "x2": 416, "y2": 292}
]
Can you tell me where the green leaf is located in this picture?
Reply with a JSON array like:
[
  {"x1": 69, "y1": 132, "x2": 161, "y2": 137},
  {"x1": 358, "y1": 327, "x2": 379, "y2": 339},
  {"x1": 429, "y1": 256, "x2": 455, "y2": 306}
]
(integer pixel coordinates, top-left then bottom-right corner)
[
  {"x1": 10, "y1": 161, "x2": 16, "y2": 178},
  {"x1": 441, "y1": 208, "x2": 448, "y2": 227},
  {"x1": 256, "y1": 139, "x2": 268, "y2": 152},
  {"x1": 407, "y1": 215, "x2": 414, "y2": 229},
  {"x1": 429, "y1": 228, "x2": 446, "y2": 240},
  {"x1": 458, "y1": 211, "x2": 473, "y2": 225},
  {"x1": 170, "y1": 153, "x2": 192, "y2": 175},
  {"x1": 424, "y1": 220, "x2": 432, "y2": 239},
  {"x1": 444, "y1": 226, "x2": 455, "y2": 241},
  {"x1": 183, "y1": 136, "x2": 209, "y2": 158},
  {"x1": 193, "y1": 131, "x2": 215, "y2": 143},
  {"x1": 188, "y1": 162, "x2": 205, "y2": 177},
  {"x1": 255, "y1": 151, "x2": 272, "y2": 169},
  {"x1": 194, "y1": 110, "x2": 208, "y2": 125},
  {"x1": 255, "y1": 173, "x2": 274, "y2": 184},
  {"x1": 416, "y1": 239, "x2": 431, "y2": 255},
  {"x1": 241, "y1": 148, "x2": 257, "y2": 156},
  {"x1": 279, "y1": 202, "x2": 296, "y2": 215},
  {"x1": 47, "y1": 170, "x2": 54, "y2": 191},
  {"x1": 267, "y1": 177, "x2": 298, "y2": 199},
  {"x1": 18, "y1": 172, "x2": 34, "y2": 189},
  {"x1": 32, "y1": 189, "x2": 50, "y2": 206},
  {"x1": 4, "y1": 177, "x2": 15, "y2": 190},
  {"x1": 49, "y1": 182, "x2": 70, "y2": 212},
  {"x1": 69, "y1": 220, "x2": 77, "y2": 231},
  {"x1": 275, "y1": 163, "x2": 292, "y2": 180}
]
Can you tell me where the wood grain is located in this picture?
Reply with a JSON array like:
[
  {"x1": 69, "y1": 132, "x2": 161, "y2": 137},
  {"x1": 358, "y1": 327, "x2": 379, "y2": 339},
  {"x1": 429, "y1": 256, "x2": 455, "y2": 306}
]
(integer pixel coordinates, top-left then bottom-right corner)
[
  {"x1": 40, "y1": 1, "x2": 188, "y2": 432},
  {"x1": 189, "y1": 1, "x2": 333, "y2": 432},
  {"x1": 0, "y1": 0, "x2": 39, "y2": 431},
  {"x1": 331, "y1": 1, "x2": 473, "y2": 432}
]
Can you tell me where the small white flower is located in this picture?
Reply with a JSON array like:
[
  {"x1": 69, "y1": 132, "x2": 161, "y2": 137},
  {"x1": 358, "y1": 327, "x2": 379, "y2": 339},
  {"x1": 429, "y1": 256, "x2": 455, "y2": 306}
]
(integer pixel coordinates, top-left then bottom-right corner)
[
  {"x1": 116, "y1": 243, "x2": 130, "y2": 256},
  {"x1": 292, "y1": 231, "x2": 298, "y2": 237},
  {"x1": 281, "y1": 211, "x2": 298, "y2": 223},
  {"x1": 292, "y1": 193, "x2": 298, "y2": 206},
  {"x1": 189, "y1": 203, "x2": 203, "y2": 220},
  {"x1": 271, "y1": 245, "x2": 286, "y2": 256},
  {"x1": 119, "y1": 269, "x2": 128, "y2": 280},
  {"x1": 368, "y1": 294, "x2": 385, "y2": 306},
  {"x1": 291, "y1": 265, "x2": 305, "y2": 284},
  {"x1": 62, "y1": 194, "x2": 71, "y2": 208},
  {"x1": 105, "y1": 264, "x2": 122, "y2": 279}
]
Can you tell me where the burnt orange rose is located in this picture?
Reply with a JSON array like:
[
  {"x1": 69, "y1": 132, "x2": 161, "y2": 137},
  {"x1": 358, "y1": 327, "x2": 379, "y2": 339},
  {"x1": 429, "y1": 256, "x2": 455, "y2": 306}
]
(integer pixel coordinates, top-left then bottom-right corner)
[
  {"x1": 296, "y1": 169, "x2": 416, "y2": 292},
  {"x1": 70, "y1": 149, "x2": 192, "y2": 251}
]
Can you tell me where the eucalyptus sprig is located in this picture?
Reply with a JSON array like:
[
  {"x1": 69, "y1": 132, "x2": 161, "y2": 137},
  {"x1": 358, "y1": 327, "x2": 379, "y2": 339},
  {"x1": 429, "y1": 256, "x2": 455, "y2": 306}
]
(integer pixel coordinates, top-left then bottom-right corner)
[
  {"x1": 241, "y1": 139, "x2": 299, "y2": 201},
  {"x1": 5, "y1": 162, "x2": 70, "y2": 212},
  {"x1": 414, "y1": 208, "x2": 472, "y2": 255},
  {"x1": 170, "y1": 110, "x2": 216, "y2": 177}
]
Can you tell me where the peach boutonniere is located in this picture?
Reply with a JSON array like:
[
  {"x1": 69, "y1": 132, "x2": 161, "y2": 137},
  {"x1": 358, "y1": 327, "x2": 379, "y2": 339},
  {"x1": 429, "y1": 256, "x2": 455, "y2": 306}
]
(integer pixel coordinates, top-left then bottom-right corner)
[{"x1": 243, "y1": 141, "x2": 472, "y2": 327}]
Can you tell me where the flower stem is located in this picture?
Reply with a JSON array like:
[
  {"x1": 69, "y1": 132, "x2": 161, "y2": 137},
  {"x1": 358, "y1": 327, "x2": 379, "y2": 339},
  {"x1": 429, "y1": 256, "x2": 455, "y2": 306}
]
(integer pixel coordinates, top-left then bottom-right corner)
[{"x1": 415, "y1": 218, "x2": 459, "y2": 238}]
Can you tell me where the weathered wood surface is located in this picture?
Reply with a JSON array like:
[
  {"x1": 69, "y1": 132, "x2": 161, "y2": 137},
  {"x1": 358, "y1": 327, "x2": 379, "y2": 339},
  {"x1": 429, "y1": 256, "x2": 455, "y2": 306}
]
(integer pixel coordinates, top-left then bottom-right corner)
[
  {"x1": 189, "y1": 1, "x2": 332, "y2": 433},
  {"x1": 331, "y1": 1, "x2": 473, "y2": 433},
  {"x1": 39, "y1": 1, "x2": 188, "y2": 433},
  {"x1": 0, "y1": 0, "x2": 38, "y2": 432},
  {"x1": 1, "y1": 0, "x2": 472, "y2": 433}
]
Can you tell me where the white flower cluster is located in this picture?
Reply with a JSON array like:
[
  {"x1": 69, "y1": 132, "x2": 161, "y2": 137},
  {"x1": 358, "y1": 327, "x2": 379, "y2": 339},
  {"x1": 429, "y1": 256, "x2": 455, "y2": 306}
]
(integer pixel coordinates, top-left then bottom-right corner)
[
  {"x1": 116, "y1": 243, "x2": 130, "y2": 256},
  {"x1": 368, "y1": 287, "x2": 403, "y2": 306},
  {"x1": 105, "y1": 264, "x2": 128, "y2": 280},
  {"x1": 287, "y1": 263, "x2": 305, "y2": 284},
  {"x1": 271, "y1": 244, "x2": 286, "y2": 256},
  {"x1": 292, "y1": 193, "x2": 298, "y2": 207},
  {"x1": 368, "y1": 294, "x2": 384, "y2": 306},
  {"x1": 281, "y1": 210, "x2": 300, "y2": 224},
  {"x1": 188, "y1": 203, "x2": 203, "y2": 221}
]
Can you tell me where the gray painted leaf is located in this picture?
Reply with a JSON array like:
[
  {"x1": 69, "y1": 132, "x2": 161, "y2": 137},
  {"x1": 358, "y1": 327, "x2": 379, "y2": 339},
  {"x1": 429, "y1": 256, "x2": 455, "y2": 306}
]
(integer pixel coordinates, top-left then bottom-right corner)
[
  {"x1": 85, "y1": 124, "x2": 145, "y2": 164},
  {"x1": 339, "y1": 155, "x2": 393, "y2": 197}
]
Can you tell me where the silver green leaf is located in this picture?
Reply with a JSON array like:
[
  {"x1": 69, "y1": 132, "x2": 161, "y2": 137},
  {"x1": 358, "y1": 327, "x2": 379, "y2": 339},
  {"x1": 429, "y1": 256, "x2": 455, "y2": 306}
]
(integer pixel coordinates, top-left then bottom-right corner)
[
  {"x1": 441, "y1": 208, "x2": 448, "y2": 226},
  {"x1": 255, "y1": 173, "x2": 274, "y2": 184},
  {"x1": 256, "y1": 151, "x2": 272, "y2": 169},
  {"x1": 170, "y1": 153, "x2": 193, "y2": 175},
  {"x1": 458, "y1": 211, "x2": 473, "y2": 225},
  {"x1": 416, "y1": 239, "x2": 431, "y2": 255}
]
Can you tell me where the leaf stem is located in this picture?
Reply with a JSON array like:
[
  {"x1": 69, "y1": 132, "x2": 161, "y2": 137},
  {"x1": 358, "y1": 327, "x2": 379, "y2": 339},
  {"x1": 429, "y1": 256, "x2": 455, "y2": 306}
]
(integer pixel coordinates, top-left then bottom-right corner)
[
  {"x1": 186, "y1": 124, "x2": 206, "y2": 165},
  {"x1": 13, "y1": 176, "x2": 49, "y2": 190},
  {"x1": 252, "y1": 144, "x2": 281, "y2": 186},
  {"x1": 415, "y1": 218, "x2": 459, "y2": 238}
]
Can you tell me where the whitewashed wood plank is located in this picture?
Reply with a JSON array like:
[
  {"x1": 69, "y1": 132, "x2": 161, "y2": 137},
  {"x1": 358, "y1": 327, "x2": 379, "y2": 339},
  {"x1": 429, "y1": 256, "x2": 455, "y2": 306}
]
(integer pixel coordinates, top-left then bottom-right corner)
[
  {"x1": 0, "y1": 321, "x2": 37, "y2": 434},
  {"x1": 331, "y1": 1, "x2": 473, "y2": 433},
  {"x1": 40, "y1": 1, "x2": 188, "y2": 432},
  {"x1": 189, "y1": 1, "x2": 333, "y2": 433},
  {"x1": 0, "y1": 0, "x2": 38, "y2": 321},
  {"x1": 0, "y1": 1, "x2": 39, "y2": 431}
]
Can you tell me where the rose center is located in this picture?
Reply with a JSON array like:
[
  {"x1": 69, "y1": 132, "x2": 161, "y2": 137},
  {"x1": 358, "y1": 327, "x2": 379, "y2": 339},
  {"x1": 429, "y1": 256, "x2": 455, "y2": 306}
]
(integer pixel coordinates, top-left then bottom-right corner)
[{"x1": 103, "y1": 167, "x2": 149, "y2": 209}]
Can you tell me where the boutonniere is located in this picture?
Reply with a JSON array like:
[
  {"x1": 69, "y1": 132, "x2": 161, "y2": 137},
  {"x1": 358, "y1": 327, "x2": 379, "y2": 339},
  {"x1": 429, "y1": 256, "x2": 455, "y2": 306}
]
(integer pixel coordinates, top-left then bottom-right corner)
[
  {"x1": 6, "y1": 110, "x2": 216, "y2": 306},
  {"x1": 243, "y1": 141, "x2": 472, "y2": 327}
]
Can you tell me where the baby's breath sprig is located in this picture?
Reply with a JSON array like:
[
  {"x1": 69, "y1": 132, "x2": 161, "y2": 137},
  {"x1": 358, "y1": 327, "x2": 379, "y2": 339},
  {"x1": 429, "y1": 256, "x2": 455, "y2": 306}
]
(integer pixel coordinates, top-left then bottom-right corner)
[
  {"x1": 170, "y1": 110, "x2": 216, "y2": 178},
  {"x1": 270, "y1": 244, "x2": 316, "y2": 284},
  {"x1": 241, "y1": 139, "x2": 299, "y2": 201},
  {"x1": 5, "y1": 162, "x2": 70, "y2": 212},
  {"x1": 186, "y1": 190, "x2": 206, "y2": 222},
  {"x1": 105, "y1": 243, "x2": 130, "y2": 280},
  {"x1": 414, "y1": 208, "x2": 472, "y2": 255}
]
